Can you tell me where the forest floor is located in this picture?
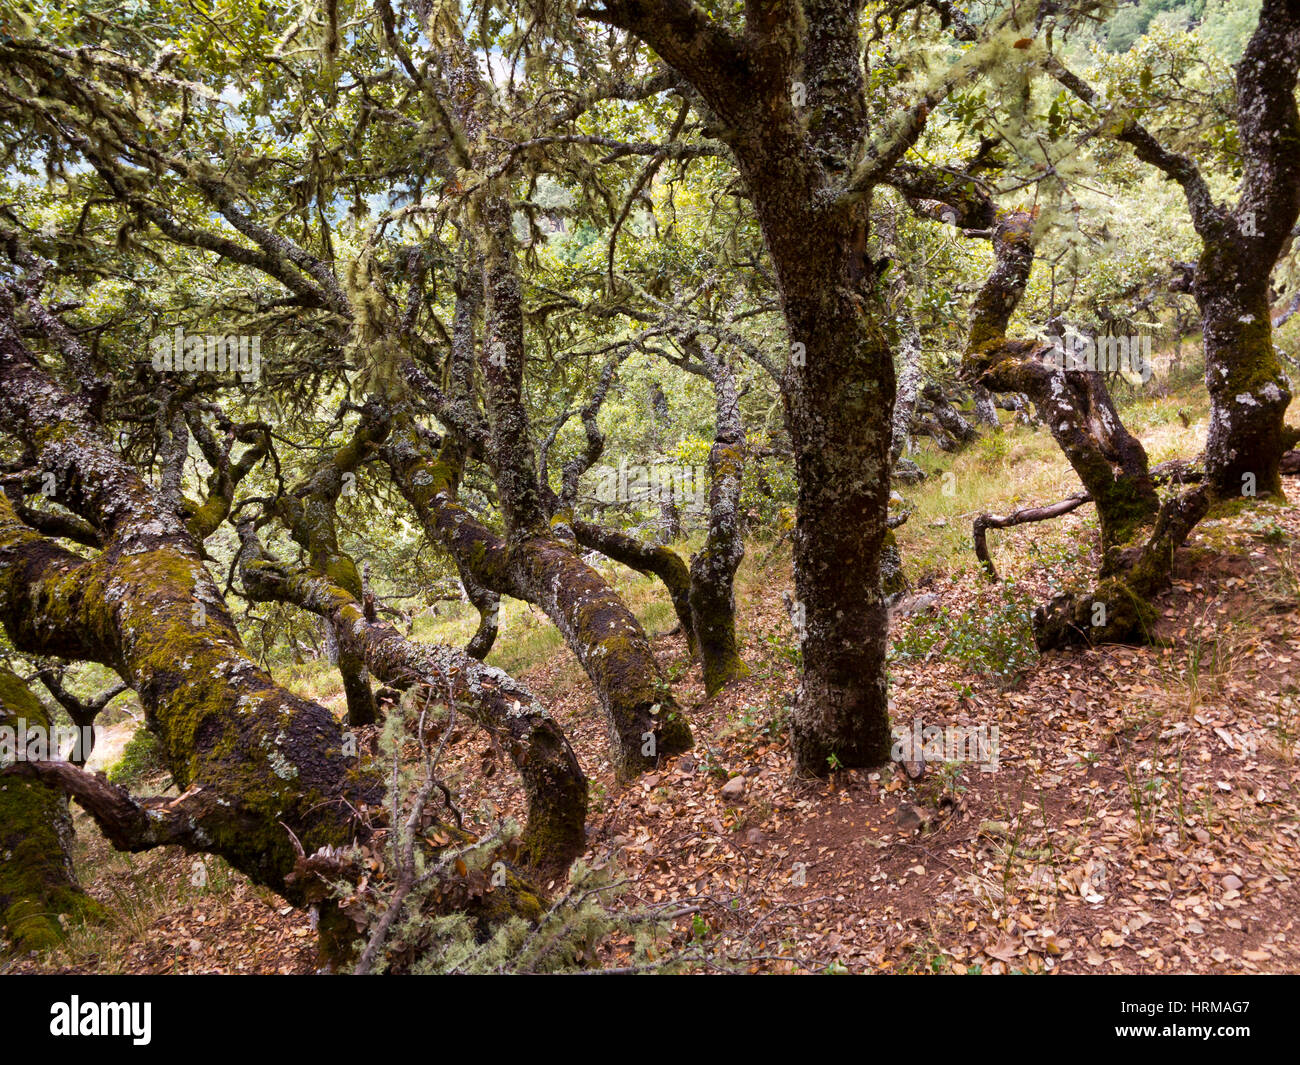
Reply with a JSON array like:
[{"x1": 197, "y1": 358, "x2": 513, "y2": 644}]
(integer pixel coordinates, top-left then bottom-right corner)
[{"x1": 8, "y1": 366, "x2": 1300, "y2": 974}]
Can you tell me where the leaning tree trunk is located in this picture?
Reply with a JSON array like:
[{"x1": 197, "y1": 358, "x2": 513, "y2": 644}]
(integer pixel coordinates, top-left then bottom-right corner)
[
  {"x1": 0, "y1": 665, "x2": 102, "y2": 950},
  {"x1": 948, "y1": 204, "x2": 1200, "y2": 649},
  {"x1": 967, "y1": 211, "x2": 1161, "y2": 551},
  {"x1": 392, "y1": 45, "x2": 695, "y2": 771},
  {"x1": 236, "y1": 524, "x2": 587, "y2": 870},
  {"x1": 382, "y1": 409, "x2": 692, "y2": 777},
  {"x1": 571, "y1": 519, "x2": 696, "y2": 653}
]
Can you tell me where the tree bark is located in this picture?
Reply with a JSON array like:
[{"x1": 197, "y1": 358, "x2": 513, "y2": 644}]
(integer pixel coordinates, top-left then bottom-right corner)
[
  {"x1": 0, "y1": 664, "x2": 102, "y2": 950},
  {"x1": 571, "y1": 519, "x2": 696, "y2": 652},
  {"x1": 687, "y1": 346, "x2": 749, "y2": 695},
  {"x1": 236, "y1": 525, "x2": 588, "y2": 870}
]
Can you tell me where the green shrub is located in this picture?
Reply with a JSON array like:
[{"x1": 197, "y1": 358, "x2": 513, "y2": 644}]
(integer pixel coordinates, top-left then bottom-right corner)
[
  {"x1": 891, "y1": 583, "x2": 1038, "y2": 686},
  {"x1": 107, "y1": 726, "x2": 170, "y2": 789}
]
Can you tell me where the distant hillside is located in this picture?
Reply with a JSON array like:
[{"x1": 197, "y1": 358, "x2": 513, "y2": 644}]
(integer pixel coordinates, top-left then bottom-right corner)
[{"x1": 1097, "y1": 0, "x2": 1263, "y2": 56}]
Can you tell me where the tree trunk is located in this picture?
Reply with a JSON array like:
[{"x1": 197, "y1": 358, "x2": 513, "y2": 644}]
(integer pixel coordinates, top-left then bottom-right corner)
[
  {"x1": 0, "y1": 665, "x2": 102, "y2": 950},
  {"x1": 1199, "y1": 266, "x2": 1293, "y2": 499},
  {"x1": 273, "y1": 412, "x2": 390, "y2": 727},
  {"x1": 0, "y1": 326, "x2": 541, "y2": 961},
  {"x1": 586, "y1": 0, "x2": 902, "y2": 773},
  {"x1": 237, "y1": 526, "x2": 587, "y2": 870},
  {"x1": 1049, "y1": 4, "x2": 1300, "y2": 498},
  {"x1": 382, "y1": 410, "x2": 692, "y2": 777},
  {"x1": 687, "y1": 346, "x2": 749, "y2": 695},
  {"x1": 972, "y1": 385, "x2": 1000, "y2": 427},
  {"x1": 966, "y1": 211, "x2": 1161, "y2": 551},
  {"x1": 646, "y1": 382, "x2": 683, "y2": 542},
  {"x1": 785, "y1": 296, "x2": 895, "y2": 771}
]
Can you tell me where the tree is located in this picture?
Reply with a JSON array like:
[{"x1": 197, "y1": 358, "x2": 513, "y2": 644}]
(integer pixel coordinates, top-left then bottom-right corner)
[
  {"x1": 0, "y1": 13, "x2": 693, "y2": 776},
  {"x1": 580, "y1": 0, "x2": 1039, "y2": 770},
  {"x1": 1050, "y1": 0, "x2": 1300, "y2": 499}
]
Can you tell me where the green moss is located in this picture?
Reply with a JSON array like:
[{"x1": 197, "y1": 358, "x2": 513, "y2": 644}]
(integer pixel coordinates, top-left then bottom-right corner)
[{"x1": 0, "y1": 668, "x2": 104, "y2": 952}]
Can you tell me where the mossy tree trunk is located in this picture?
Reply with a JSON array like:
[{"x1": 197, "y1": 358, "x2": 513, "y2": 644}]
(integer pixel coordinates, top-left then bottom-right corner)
[
  {"x1": 955, "y1": 208, "x2": 1161, "y2": 552},
  {"x1": 538, "y1": 326, "x2": 748, "y2": 695},
  {"x1": 0, "y1": 321, "x2": 548, "y2": 958},
  {"x1": 591, "y1": 0, "x2": 968, "y2": 772},
  {"x1": 687, "y1": 344, "x2": 749, "y2": 695},
  {"x1": 236, "y1": 524, "x2": 587, "y2": 870},
  {"x1": 376, "y1": 35, "x2": 695, "y2": 774},
  {"x1": 0, "y1": 665, "x2": 102, "y2": 951},
  {"x1": 0, "y1": 325, "x2": 380, "y2": 910},
  {"x1": 571, "y1": 520, "x2": 696, "y2": 653},
  {"x1": 273, "y1": 405, "x2": 393, "y2": 727},
  {"x1": 382, "y1": 406, "x2": 692, "y2": 776},
  {"x1": 897, "y1": 170, "x2": 1204, "y2": 650},
  {"x1": 537, "y1": 346, "x2": 701, "y2": 658}
]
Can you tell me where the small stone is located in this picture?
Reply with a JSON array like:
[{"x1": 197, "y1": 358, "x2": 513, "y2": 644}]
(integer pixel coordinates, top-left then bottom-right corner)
[
  {"x1": 1193, "y1": 827, "x2": 1211, "y2": 844},
  {"x1": 1221, "y1": 874, "x2": 1244, "y2": 891},
  {"x1": 721, "y1": 775, "x2": 747, "y2": 800},
  {"x1": 894, "y1": 593, "x2": 940, "y2": 617},
  {"x1": 894, "y1": 803, "x2": 927, "y2": 832}
]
